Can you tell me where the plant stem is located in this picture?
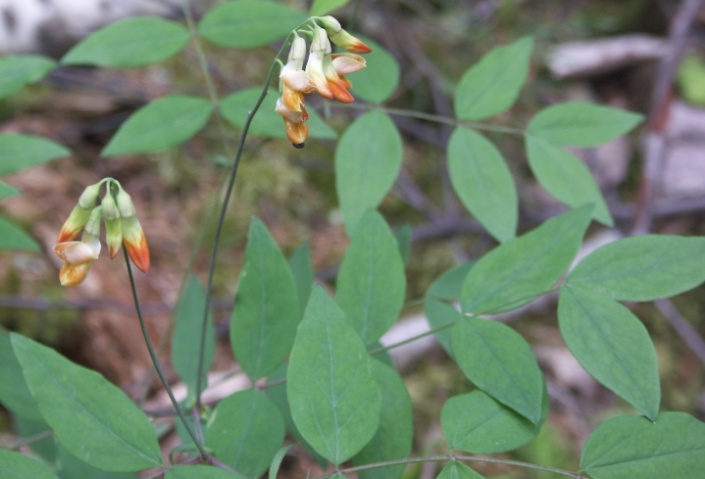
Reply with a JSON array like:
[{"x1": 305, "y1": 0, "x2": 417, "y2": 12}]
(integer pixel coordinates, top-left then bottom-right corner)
[
  {"x1": 8, "y1": 429, "x2": 53, "y2": 450},
  {"x1": 123, "y1": 248, "x2": 208, "y2": 460},
  {"x1": 194, "y1": 31, "x2": 299, "y2": 411}
]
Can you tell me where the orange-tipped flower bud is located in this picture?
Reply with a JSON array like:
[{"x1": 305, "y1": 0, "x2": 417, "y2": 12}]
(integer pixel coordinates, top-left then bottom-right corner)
[
  {"x1": 319, "y1": 16, "x2": 371, "y2": 54},
  {"x1": 56, "y1": 183, "x2": 101, "y2": 243},
  {"x1": 122, "y1": 216, "x2": 150, "y2": 272}
]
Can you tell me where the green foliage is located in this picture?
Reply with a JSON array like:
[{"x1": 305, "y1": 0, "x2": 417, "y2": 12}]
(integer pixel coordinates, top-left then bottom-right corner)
[
  {"x1": 0, "y1": 216, "x2": 40, "y2": 251},
  {"x1": 436, "y1": 461, "x2": 485, "y2": 479},
  {"x1": 0, "y1": 134, "x2": 70, "y2": 175},
  {"x1": 0, "y1": 55, "x2": 56, "y2": 99},
  {"x1": 10, "y1": 334, "x2": 162, "y2": 472},
  {"x1": 102, "y1": 95, "x2": 213, "y2": 156},
  {"x1": 62, "y1": 17, "x2": 190, "y2": 68},
  {"x1": 348, "y1": 37, "x2": 400, "y2": 104},
  {"x1": 335, "y1": 111, "x2": 402, "y2": 233},
  {"x1": 310, "y1": 0, "x2": 351, "y2": 16},
  {"x1": 0, "y1": 180, "x2": 20, "y2": 199},
  {"x1": 0, "y1": 449, "x2": 60, "y2": 479},
  {"x1": 448, "y1": 127, "x2": 517, "y2": 243}
]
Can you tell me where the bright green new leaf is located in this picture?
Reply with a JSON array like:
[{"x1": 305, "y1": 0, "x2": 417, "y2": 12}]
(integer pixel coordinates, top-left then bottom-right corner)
[
  {"x1": 11, "y1": 334, "x2": 162, "y2": 472},
  {"x1": 0, "y1": 181, "x2": 20, "y2": 200},
  {"x1": 311, "y1": 0, "x2": 351, "y2": 15},
  {"x1": 451, "y1": 317, "x2": 544, "y2": 423},
  {"x1": 205, "y1": 389, "x2": 285, "y2": 477},
  {"x1": 558, "y1": 286, "x2": 660, "y2": 419},
  {"x1": 220, "y1": 87, "x2": 336, "y2": 141},
  {"x1": 527, "y1": 102, "x2": 643, "y2": 147},
  {"x1": 526, "y1": 135, "x2": 612, "y2": 225},
  {"x1": 454, "y1": 37, "x2": 533, "y2": 120},
  {"x1": 102, "y1": 96, "x2": 213, "y2": 156},
  {"x1": 231, "y1": 217, "x2": 300, "y2": 380},
  {"x1": 336, "y1": 210, "x2": 406, "y2": 345},
  {"x1": 0, "y1": 216, "x2": 40, "y2": 251},
  {"x1": 349, "y1": 37, "x2": 400, "y2": 104},
  {"x1": 352, "y1": 360, "x2": 413, "y2": 479},
  {"x1": 62, "y1": 17, "x2": 190, "y2": 68},
  {"x1": 461, "y1": 205, "x2": 592, "y2": 314},
  {"x1": 288, "y1": 287, "x2": 381, "y2": 465},
  {"x1": 0, "y1": 329, "x2": 42, "y2": 420},
  {"x1": 448, "y1": 127, "x2": 517, "y2": 243},
  {"x1": 288, "y1": 242, "x2": 314, "y2": 319},
  {"x1": 0, "y1": 133, "x2": 70, "y2": 175},
  {"x1": 0, "y1": 450, "x2": 60, "y2": 479},
  {"x1": 441, "y1": 388, "x2": 548, "y2": 453},
  {"x1": 166, "y1": 465, "x2": 243, "y2": 479},
  {"x1": 0, "y1": 55, "x2": 56, "y2": 99},
  {"x1": 581, "y1": 412, "x2": 705, "y2": 479},
  {"x1": 436, "y1": 461, "x2": 485, "y2": 479},
  {"x1": 57, "y1": 444, "x2": 136, "y2": 479},
  {"x1": 198, "y1": 1, "x2": 307, "y2": 48},
  {"x1": 171, "y1": 276, "x2": 215, "y2": 401},
  {"x1": 336, "y1": 111, "x2": 402, "y2": 233},
  {"x1": 566, "y1": 234, "x2": 705, "y2": 301},
  {"x1": 424, "y1": 299, "x2": 461, "y2": 356}
]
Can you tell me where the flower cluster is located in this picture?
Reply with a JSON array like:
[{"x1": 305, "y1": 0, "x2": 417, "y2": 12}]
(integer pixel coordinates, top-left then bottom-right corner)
[
  {"x1": 275, "y1": 16, "x2": 371, "y2": 148},
  {"x1": 55, "y1": 179, "x2": 150, "y2": 286}
]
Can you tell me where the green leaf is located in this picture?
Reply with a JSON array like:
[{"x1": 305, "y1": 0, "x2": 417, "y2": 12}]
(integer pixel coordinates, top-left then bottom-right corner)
[
  {"x1": 171, "y1": 276, "x2": 215, "y2": 401},
  {"x1": 424, "y1": 299, "x2": 461, "y2": 357},
  {"x1": 231, "y1": 217, "x2": 300, "y2": 380},
  {"x1": 580, "y1": 412, "x2": 705, "y2": 479},
  {"x1": 220, "y1": 87, "x2": 336, "y2": 141},
  {"x1": 558, "y1": 286, "x2": 660, "y2": 419},
  {"x1": 198, "y1": 1, "x2": 307, "y2": 48},
  {"x1": 310, "y1": 0, "x2": 351, "y2": 15},
  {"x1": 336, "y1": 210, "x2": 406, "y2": 345},
  {"x1": 61, "y1": 17, "x2": 190, "y2": 68},
  {"x1": 11, "y1": 334, "x2": 162, "y2": 472},
  {"x1": 57, "y1": 444, "x2": 136, "y2": 479},
  {"x1": 205, "y1": 389, "x2": 285, "y2": 478},
  {"x1": 352, "y1": 360, "x2": 413, "y2": 479},
  {"x1": 166, "y1": 465, "x2": 242, "y2": 479},
  {"x1": 0, "y1": 181, "x2": 20, "y2": 200},
  {"x1": 14, "y1": 417, "x2": 56, "y2": 463},
  {"x1": 451, "y1": 317, "x2": 544, "y2": 423},
  {"x1": 394, "y1": 224, "x2": 411, "y2": 265},
  {"x1": 677, "y1": 55, "x2": 705, "y2": 106},
  {"x1": 288, "y1": 243, "x2": 314, "y2": 319},
  {"x1": 448, "y1": 127, "x2": 517, "y2": 243},
  {"x1": 0, "y1": 55, "x2": 56, "y2": 99},
  {"x1": 269, "y1": 445, "x2": 293, "y2": 479},
  {"x1": 436, "y1": 461, "x2": 485, "y2": 479},
  {"x1": 0, "y1": 450, "x2": 60, "y2": 479},
  {"x1": 0, "y1": 134, "x2": 69, "y2": 175},
  {"x1": 426, "y1": 263, "x2": 475, "y2": 301},
  {"x1": 454, "y1": 37, "x2": 533, "y2": 120},
  {"x1": 0, "y1": 216, "x2": 40, "y2": 251},
  {"x1": 0, "y1": 329, "x2": 42, "y2": 420},
  {"x1": 527, "y1": 102, "x2": 643, "y2": 147},
  {"x1": 461, "y1": 205, "x2": 592, "y2": 314},
  {"x1": 566, "y1": 235, "x2": 705, "y2": 301},
  {"x1": 102, "y1": 95, "x2": 213, "y2": 156},
  {"x1": 348, "y1": 37, "x2": 400, "y2": 104},
  {"x1": 335, "y1": 111, "x2": 402, "y2": 233},
  {"x1": 526, "y1": 135, "x2": 612, "y2": 226},
  {"x1": 288, "y1": 287, "x2": 381, "y2": 465},
  {"x1": 441, "y1": 389, "x2": 547, "y2": 453}
]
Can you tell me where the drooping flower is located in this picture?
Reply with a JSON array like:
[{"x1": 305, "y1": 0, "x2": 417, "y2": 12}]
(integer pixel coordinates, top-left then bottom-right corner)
[
  {"x1": 54, "y1": 207, "x2": 102, "y2": 287},
  {"x1": 116, "y1": 187, "x2": 150, "y2": 272},
  {"x1": 318, "y1": 15, "x2": 372, "y2": 54},
  {"x1": 56, "y1": 182, "x2": 101, "y2": 243},
  {"x1": 305, "y1": 25, "x2": 334, "y2": 99},
  {"x1": 101, "y1": 190, "x2": 122, "y2": 258}
]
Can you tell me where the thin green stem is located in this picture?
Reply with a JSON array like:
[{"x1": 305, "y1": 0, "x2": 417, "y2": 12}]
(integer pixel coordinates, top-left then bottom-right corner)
[
  {"x1": 8, "y1": 429, "x2": 53, "y2": 450},
  {"x1": 123, "y1": 248, "x2": 208, "y2": 460},
  {"x1": 313, "y1": 454, "x2": 582, "y2": 479},
  {"x1": 332, "y1": 102, "x2": 525, "y2": 136},
  {"x1": 194, "y1": 30, "x2": 300, "y2": 410}
]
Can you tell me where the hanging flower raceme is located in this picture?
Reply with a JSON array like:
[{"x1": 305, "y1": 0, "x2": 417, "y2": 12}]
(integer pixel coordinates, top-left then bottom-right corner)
[
  {"x1": 54, "y1": 179, "x2": 150, "y2": 287},
  {"x1": 274, "y1": 16, "x2": 371, "y2": 148}
]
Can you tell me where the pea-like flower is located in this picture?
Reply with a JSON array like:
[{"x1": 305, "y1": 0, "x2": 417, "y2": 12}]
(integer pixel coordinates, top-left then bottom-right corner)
[
  {"x1": 54, "y1": 207, "x2": 102, "y2": 287},
  {"x1": 116, "y1": 188, "x2": 150, "y2": 272},
  {"x1": 56, "y1": 183, "x2": 100, "y2": 243},
  {"x1": 318, "y1": 16, "x2": 372, "y2": 54}
]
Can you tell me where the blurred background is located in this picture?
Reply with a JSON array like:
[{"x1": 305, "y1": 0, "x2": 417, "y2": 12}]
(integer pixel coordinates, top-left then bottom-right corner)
[{"x1": 1, "y1": 0, "x2": 705, "y2": 477}]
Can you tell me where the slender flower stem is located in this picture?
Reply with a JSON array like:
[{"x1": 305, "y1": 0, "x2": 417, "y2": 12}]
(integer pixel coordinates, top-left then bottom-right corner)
[
  {"x1": 194, "y1": 30, "x2": 301, "y2": 410},
  {"x1": 123, "y1": 248, "x2": 208, "y2": 460},
  {"x1": 332, "y1": 102, "x2": 526, "y2": 136}
]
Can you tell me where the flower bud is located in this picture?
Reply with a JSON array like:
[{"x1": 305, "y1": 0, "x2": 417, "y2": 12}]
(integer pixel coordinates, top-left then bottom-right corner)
[
  {"x1": 57, "y1": 204, "x2": 92, "y2": 243},
  {"x1": 115, "y1": 188, "x2": 136, "y2": 218},
  {"x1": 122, "y1": 216, "x2": 150, "y2": 272},
  {"x1": 83, "y1": 206, "x2": 102, "y2": 237},
  {"x1": 101, "y1": 193, "x2": 123, "y2": 259}
]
